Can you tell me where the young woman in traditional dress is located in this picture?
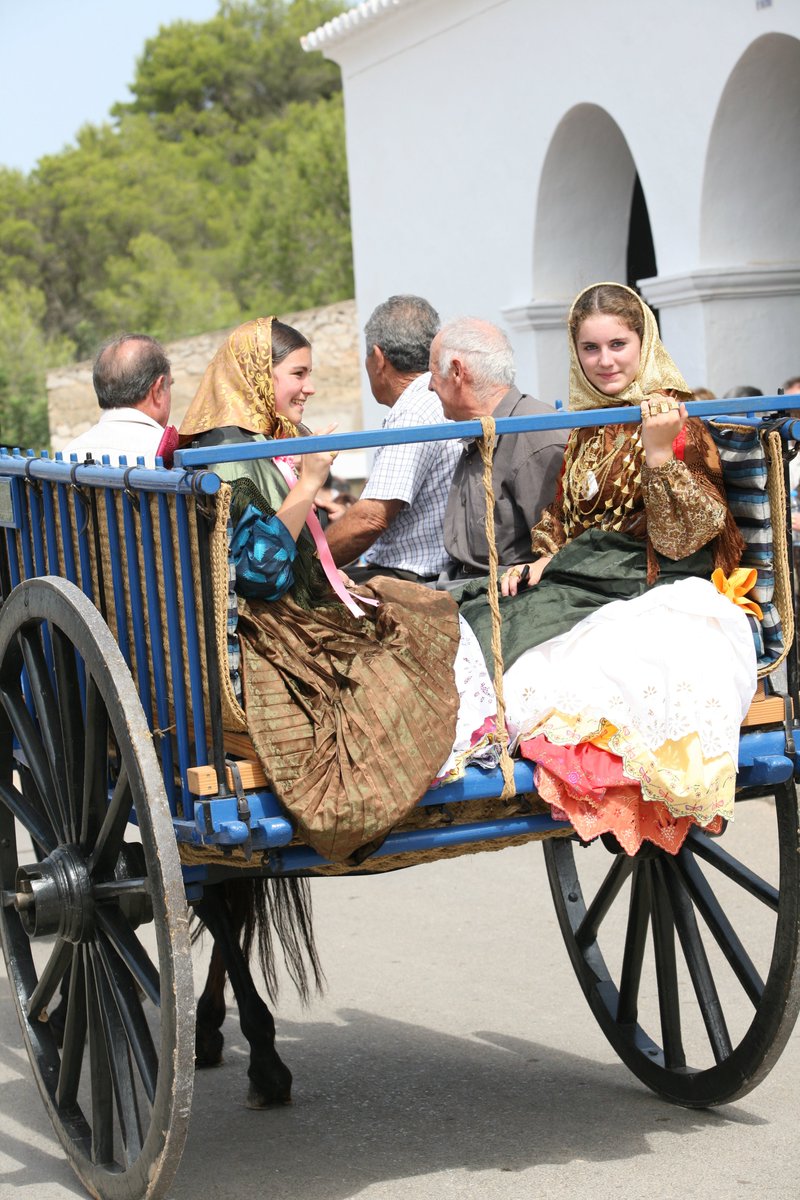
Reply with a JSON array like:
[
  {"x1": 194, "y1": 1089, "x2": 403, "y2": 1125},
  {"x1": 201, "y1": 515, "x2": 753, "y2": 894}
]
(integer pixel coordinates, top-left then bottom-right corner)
[
  {"x1": 458, "y1": 282, "x2": 758, "y2": 855},
  {"x1": 180, "y1": 316, "x2": 496, "y2": 864}
]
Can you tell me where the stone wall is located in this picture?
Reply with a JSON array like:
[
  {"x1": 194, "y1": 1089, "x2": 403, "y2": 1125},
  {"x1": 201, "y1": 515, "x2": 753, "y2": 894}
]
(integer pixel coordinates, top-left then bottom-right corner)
[{"x1": 47, "y1": 298, "x2": 367, "y2": 477}]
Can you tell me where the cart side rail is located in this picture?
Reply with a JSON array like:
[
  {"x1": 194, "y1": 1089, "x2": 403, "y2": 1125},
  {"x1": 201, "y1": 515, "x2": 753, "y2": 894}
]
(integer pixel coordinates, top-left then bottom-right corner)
[{"x1": 0, "y1": 453, "x2": 225, "y2": 824}]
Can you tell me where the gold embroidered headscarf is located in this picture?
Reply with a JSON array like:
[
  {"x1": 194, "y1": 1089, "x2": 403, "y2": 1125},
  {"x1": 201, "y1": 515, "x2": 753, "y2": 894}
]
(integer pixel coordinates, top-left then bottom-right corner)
[
  {"x1": 567, "y1": 282, "x2": 691, "y2": 412},
  {"x1": 179, "y1": 316, "x2": 298, "y2": 442}
]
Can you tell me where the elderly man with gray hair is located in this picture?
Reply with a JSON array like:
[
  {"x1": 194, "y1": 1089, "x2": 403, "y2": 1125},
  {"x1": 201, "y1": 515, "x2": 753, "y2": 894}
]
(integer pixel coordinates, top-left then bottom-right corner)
[
  {"x1": 428, "y1": 317, "x2": 565, "y2": 579},
  {"x1": 326, "y1": 294, "x2": 462, "y2": 583}
]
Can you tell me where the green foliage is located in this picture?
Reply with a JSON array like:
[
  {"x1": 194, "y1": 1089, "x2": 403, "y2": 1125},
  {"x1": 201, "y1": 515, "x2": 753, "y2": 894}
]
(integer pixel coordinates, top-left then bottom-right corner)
[
  {"x1": 32, "y1": 115, "x2": 246, "y2": 352},
  {"x1": 0, "y1": 0, "x2": 353, "y2": 433},
  {"x1": 0, "y1": 169, "x2": 42, "y2": 291},
  {"x1": 0, "y1": 282, "x2": 75, "y2": 451},
  {"x1": 119, "y1": 0, "x2": 344, "y2": 140},
  {"x1": 91, "y1": 232, "x2": 242, "y2": 342},
  {"x1": 241, "y1": 94, "x2": 353, "y2": 312}
]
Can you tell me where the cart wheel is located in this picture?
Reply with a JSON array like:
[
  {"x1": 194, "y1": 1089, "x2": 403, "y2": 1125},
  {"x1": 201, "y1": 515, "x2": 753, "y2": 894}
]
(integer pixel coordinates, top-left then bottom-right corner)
[
  {"x1": 543, "y1": 783, "x2": 800, "y2": 1107},
  {"x1": 0, "y1": 578, "x2": 195, "y2": 1200}
]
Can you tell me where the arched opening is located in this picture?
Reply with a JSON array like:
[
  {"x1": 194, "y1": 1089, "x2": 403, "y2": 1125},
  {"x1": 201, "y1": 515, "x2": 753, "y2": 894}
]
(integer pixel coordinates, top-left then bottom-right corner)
[
  {"x1": 523, "y1": 104, "x2": 656, "y2": 399},
  {"x1": 701, "y1": 33, "x2": 800, "y2": 265},
  {"x1": 684, "y1": 32, "x2": 800, "y2": 393},
  {"x1": 627, "y1": 174, "x2": 657, "y2": 294},
  {"x1": 533, "y1": 104, "x2": 655, "y2": 299}
]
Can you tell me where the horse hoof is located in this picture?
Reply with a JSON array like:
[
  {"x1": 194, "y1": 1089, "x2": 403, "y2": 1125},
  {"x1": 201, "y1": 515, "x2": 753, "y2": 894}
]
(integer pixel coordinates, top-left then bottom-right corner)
[
  {"x1": 245, "y1": 1084, "x2": 292, "y2": 1109},
  {"x1": 195, "y1": 1052, "x2": 224, "y2": 1069},
  {"x1": 195, "y1": 1027, "x2": 225, "y2": 1069},
  {"x1": 245, "y1": 1062, "x2": 293, "y2": 1108}
]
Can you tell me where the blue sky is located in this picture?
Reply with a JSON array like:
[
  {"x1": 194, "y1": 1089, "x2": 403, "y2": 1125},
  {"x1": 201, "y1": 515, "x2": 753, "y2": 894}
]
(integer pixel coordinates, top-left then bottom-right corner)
[{"x1": 0, "y1": 1, "x2": 231, "y2": 172}]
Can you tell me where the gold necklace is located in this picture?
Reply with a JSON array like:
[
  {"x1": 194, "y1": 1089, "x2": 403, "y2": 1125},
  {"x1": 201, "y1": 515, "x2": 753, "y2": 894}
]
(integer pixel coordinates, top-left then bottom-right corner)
[{"x1": 562, "y1": 427, "x2": 643, "y2": 536}]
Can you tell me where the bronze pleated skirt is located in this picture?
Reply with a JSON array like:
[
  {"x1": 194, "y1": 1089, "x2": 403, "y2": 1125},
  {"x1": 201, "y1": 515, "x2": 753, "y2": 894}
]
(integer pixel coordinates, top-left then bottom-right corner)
[{"x1": 238, "y1": 577, "x2": 461, "y2": 862}]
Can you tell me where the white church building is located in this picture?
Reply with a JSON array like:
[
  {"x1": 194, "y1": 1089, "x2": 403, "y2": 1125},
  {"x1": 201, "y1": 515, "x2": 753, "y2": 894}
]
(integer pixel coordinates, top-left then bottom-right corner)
[{"x1": 305, "y1": 0, "x2": 800, "y2": 416}]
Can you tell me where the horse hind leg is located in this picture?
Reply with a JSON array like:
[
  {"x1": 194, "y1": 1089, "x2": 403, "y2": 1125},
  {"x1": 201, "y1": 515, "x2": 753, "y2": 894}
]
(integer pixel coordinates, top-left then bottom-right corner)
[
  {"x1": 193, "y1": 886, "x2": 293, "y2": 1107},
  {"x1": 195, "y1": 940, "x2": 227, "y2": 1068}
]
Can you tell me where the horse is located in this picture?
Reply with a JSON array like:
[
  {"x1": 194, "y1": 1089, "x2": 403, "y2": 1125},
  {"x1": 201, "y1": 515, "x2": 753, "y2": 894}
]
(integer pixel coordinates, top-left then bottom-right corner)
[{"x1": 192, "y1": 876, "x2": 324, "y2": 1107}]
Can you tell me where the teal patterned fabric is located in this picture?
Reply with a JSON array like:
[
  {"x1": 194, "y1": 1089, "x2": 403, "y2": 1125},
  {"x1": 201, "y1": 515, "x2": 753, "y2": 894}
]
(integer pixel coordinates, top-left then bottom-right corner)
[
  {"x1": 229, "y1": 503, "x2": 297, "y2": 600},
  {"x1": 224, "y1": 505, "x2": 298, "y2": 705}
]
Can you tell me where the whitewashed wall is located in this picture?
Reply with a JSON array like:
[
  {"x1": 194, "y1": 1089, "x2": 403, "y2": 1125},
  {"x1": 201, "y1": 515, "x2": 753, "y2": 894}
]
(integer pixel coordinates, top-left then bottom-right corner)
[{"x1": 307, "y1": 0, "x2": 800, "y2": 423}]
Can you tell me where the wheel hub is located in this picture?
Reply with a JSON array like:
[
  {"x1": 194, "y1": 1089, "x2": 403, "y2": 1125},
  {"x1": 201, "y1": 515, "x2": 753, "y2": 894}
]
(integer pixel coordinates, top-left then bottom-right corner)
[{"x1": 14, "y1": 846, "x2": 95, "y2": 942}]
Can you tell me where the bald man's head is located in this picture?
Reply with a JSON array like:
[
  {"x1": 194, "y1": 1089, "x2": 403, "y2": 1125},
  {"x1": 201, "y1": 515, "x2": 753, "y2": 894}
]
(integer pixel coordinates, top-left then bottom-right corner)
[{"x1": 93, "y1": 334, "x2": 171, "y2": 410}]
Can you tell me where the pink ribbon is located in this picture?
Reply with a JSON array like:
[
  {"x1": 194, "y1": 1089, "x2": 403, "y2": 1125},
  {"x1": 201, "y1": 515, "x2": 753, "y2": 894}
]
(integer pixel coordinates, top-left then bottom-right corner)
[{"x1": 273, "y1": 456, "x2": 379, "y2": 619}]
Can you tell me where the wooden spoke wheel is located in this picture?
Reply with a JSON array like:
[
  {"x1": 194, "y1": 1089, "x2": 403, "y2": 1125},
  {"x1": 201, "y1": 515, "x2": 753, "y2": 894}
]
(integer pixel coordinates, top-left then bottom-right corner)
[
  {"x1": 0, "y1": 578, "x2": 195, "y2": 1200},
  {"x1": 543, "y1": 784, "x2": 800, "y2": 1106}
]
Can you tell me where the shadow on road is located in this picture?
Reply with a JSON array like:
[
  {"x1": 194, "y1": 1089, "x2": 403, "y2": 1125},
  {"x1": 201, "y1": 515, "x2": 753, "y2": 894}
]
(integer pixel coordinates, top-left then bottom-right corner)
[{"x1": 178, "y1": 1005, "x2": 765, "y2": 1199}]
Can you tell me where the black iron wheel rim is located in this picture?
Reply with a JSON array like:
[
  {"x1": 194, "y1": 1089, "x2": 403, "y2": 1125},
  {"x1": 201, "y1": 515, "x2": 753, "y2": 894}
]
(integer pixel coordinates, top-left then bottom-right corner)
[
  {"x1": 0, "y1": 577, "x2": 194, "y2": 1200},
  {"x1": 543, "y1": 783, "x2": 800, "y2": 1107}
]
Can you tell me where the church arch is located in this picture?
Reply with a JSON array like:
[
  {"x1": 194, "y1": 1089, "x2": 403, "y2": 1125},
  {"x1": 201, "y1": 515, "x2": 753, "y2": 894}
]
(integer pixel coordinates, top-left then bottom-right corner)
[
  {"x1": 700, "y1": 33, "x2": 800, "y2": 266},
  {"x1": 533, "y1": 104, "x2": 655, "y2": 299}
]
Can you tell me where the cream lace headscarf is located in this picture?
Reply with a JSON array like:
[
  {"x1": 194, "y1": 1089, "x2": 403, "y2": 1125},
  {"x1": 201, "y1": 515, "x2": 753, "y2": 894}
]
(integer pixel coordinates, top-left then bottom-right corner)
[{"x1": 567, "y1": 282, "x2": 691, "y2": 412}]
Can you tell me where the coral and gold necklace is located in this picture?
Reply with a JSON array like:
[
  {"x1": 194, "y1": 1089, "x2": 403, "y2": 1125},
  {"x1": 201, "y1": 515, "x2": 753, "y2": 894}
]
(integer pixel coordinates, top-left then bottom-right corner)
[{"x1": 561, "y1": 426, "x2": 644, "y2": 537}]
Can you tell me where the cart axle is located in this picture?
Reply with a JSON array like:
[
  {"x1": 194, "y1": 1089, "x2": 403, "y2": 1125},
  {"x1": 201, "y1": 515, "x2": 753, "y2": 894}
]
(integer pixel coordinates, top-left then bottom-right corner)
[{"x1": 14, "y1": 846, "x2": 95, "y2": 943}]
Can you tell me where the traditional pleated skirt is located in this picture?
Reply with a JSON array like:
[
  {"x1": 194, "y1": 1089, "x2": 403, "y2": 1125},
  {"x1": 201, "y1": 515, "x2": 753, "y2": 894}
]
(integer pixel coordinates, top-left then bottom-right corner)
[{"x1": 237, "y1": 576, "x2": 468, "y2": 862}]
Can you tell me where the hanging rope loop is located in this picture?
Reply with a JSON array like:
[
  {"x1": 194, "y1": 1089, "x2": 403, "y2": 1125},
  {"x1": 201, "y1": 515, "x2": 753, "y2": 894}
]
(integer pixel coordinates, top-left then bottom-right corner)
[{"x1": 477, "y1": 416, "x2": 516, "y2": 800}]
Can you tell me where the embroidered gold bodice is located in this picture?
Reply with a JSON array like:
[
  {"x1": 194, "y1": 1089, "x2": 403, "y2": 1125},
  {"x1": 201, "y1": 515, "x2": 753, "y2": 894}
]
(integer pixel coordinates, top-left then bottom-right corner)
[
  {"x1": 530, "y1": 420, "x2": 728, "y2": 562},
  {"x1": 561, "y1": 425, "x2": 644, "y2": 539}
]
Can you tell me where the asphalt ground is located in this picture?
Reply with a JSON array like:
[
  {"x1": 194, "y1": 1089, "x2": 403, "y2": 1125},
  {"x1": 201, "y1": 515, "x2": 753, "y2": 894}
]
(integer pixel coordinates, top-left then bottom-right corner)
[{"x1": 1, "y1": 802, "x2": 798, "y2": 1200}]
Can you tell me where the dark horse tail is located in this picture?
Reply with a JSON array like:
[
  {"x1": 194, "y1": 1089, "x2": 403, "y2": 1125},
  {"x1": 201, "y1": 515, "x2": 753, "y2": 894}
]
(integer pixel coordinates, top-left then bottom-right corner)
[{"x1": 194, "y1": 876, "x2": 325, "y2": 1003}]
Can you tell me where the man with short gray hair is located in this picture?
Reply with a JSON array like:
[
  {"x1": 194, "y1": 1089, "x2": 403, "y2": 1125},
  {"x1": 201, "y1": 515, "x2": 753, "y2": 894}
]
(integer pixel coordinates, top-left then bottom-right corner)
[
  {"x1": 62, "y1": 334, "x2": 173, "y2": 467},
  {"x1": 327, "y1": 295, "x2": 462, "y2": 582},
  {"x1": 429, "y1": 317, "x2": 564, "y2": 577}
]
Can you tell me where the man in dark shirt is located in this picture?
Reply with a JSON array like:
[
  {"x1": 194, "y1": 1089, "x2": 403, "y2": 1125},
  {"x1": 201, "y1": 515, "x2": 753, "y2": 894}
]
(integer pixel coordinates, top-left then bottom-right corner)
[{"x1": 428, "y1": 317, "x2": 565, "y2": 578}]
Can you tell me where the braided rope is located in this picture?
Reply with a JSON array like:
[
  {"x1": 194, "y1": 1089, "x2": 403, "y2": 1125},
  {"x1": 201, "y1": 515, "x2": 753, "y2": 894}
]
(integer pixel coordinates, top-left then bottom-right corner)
[
  {"x1": 762, "y1": 428, "x2": 794, "y2": 675},
  {"x1": 478, "y1": 416, "x2": 516, "y2": 800}
]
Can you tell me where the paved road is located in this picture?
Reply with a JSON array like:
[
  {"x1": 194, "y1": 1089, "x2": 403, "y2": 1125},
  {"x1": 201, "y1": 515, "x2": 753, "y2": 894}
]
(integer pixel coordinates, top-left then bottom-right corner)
[{"x1": 1, "y1": 810, "x2": 799, "y2": 1200}]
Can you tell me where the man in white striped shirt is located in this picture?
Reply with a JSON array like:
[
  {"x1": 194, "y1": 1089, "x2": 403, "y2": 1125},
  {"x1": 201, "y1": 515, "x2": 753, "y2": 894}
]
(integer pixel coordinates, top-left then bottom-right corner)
[{"x1": 327, "y1": 295, "x2": 462, "y2": 583}]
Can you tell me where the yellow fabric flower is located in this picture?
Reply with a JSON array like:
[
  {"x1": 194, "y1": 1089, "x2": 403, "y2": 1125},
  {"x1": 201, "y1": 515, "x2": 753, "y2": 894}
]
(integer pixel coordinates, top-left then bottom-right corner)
[{"x1": 711, "y1": 567, "x2": 763, "y2": 620}]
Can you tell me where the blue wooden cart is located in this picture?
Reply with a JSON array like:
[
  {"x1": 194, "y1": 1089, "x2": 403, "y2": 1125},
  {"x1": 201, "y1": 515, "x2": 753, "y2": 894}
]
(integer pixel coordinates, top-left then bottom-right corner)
[{"x1": 1, "y1": 397, "x2": 799, "y2": 1200}]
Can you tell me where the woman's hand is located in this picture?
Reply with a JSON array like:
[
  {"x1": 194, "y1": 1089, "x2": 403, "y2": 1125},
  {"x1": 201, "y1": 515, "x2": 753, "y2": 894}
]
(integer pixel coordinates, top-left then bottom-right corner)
[
  {"x1": 501, "y1": 555, "x2": 552, "y2": 596},
  {"x1": 640, "y1": 393, "x2": 687, "y2": 468},
  {"x1": 296, "y1": 423, "x2": 339, "y2": 495},
  {"x1": 276, "y1": 423, "x2": 338, "y2": 542}
]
